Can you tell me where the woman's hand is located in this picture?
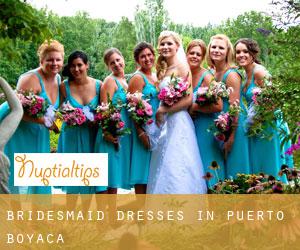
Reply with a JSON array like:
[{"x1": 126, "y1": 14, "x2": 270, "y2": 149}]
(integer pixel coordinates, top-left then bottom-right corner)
[
  {"x1": 155, "y1": 107, "x2": 166, "y2": 127},
  {"x1": 188, "y1": 103, "x2": 198, "y2": 118},
  {"x1": 103, "y1": 133, "x2": 119, "y2": 145},
  {"x1": 224, "y1": 132, "x2": 235, "y2": 159},
  {"x1": 48, "y1": 122, "x2": 60, "y2": 134},
  {"x1": 138, "y1": 132, "x2": 150, "y2": 150}
]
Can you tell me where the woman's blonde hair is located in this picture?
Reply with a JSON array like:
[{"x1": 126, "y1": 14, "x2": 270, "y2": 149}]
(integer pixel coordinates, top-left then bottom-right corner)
[
  {"x1": 156, "y1": 31, "x2": 182, "y2": 80},
  {"x1": 206, "y1": 34, "x2": 235, "y2": 68},
  {"x1": 186, "y1": 39, "x2": 207, "y2": 66},
  {"x1": 37, "y1": 40, "x2": 64, "y2": 61},
  {"x1": 103, "y1": 47, "x2": 123, "y2": 66}
]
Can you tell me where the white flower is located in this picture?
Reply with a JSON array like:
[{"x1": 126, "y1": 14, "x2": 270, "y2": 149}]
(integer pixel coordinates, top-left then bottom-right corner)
[{"x1": 83, "y1": 106, "x2": 94, "y2": 121}]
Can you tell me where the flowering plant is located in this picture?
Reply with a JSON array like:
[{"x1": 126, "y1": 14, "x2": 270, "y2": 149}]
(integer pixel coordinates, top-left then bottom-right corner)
[
  {"x1": 211, "y1": 100, "x2": 241, "y2": 143},
  {"x1": 17, "y1": 90, "x2": 48, "y2": 117},
  {"x1": 244, "y1": 77, "x2": 281, "y2": 138},
  {"x1": 126, "y1": 92, "x2": 153, "y2": 127},
  {"x1": 195, "y1": 80, "x2": 232, "y2": 106},
  {"x1": 158, "y1": 73, "x2": 190, "y2": 106},
  {"x1": 94, "y1": 99, "x2": 131, "y2": 150},
  {"x1": 58, "y1": 101, "x2": 94, "y2": 127},
  {"x1": 206, "y1": 169, "x2": 300, "y2": 194}
]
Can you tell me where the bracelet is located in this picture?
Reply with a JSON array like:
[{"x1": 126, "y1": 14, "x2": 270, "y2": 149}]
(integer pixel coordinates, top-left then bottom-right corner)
[{"x1": 138, "y1": 132, "x2": 146, "y2": 137}]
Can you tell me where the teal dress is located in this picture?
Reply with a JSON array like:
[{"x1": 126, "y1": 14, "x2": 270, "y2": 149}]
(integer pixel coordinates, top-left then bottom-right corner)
[
  {"x1": 221, "y1": 69, "x2": 250, "y2": 178},
  {"x1": 243, "y1": 68, "x2": 292, "y2": 178},
  {"x1": 129, "y1": 72, "x2": 159, "y2": 185},
  {"x1": 193, "y1": 71, "x2": 225, "y2": 185},
  {"x1": 94, "y1": 77, "x2": 132, "y2": 190},
  {"x1": 57, "y1": 79, "x2": 101, "y2": 194},
  {"x1": 2, "y1": 70, "x2": 60, "y2": 194}
]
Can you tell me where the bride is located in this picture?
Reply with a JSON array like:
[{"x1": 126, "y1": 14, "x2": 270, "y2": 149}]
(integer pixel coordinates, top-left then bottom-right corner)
[{"x1": 146, "y1": 31, "x2": 207, "y2": 194}]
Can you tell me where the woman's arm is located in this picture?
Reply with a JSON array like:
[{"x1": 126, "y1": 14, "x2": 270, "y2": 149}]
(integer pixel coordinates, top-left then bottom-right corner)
[
  {"x1": 128, "y1": 74, "x2": 150, "y2": 149},
  {"x1": 128, "y1": 74, "x2": 145, "y2": 94},
  {"x1": 223, "y1": 72, "x2": 241, "y2": 157},
  {"x1": 101, "y1": 77, "x2": 119, "y2": 144},
  {"x1": 100, "y1": 77, "x2": 117, "y2": 103}
]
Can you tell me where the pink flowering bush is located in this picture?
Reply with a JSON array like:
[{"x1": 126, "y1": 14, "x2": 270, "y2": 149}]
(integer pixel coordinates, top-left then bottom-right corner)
[
  {"x1": 158, "y1": 73, "x2": 190, "y2": 106},
  {"x1": 126, "y1": 92, "x2": 153, "y2": 127}
]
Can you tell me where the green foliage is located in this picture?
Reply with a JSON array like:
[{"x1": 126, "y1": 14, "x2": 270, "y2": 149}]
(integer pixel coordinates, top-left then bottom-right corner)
[
  {"x1": 134, "y1": 0, "x2": 170, "y2": 47},
  {"x1": 0, "y1": 0, "x2": 52, "y2": 42}
]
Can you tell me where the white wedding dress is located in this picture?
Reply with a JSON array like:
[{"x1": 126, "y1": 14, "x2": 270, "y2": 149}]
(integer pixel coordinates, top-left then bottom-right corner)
[{"x1": 146, "y1": 76, "x2": 207, "y2": 194}]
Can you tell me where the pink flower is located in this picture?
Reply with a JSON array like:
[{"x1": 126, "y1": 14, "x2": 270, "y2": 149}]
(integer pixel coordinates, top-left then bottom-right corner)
[
  {"x1": 111, "y1": 112, "x2": 121, "y2": 121},
  {"x1": 136, "y1": 109, "x2": 145, "y2": 116},
  {"x1": 146, "y1": 119, "x2": 153, "y2": 125},
  {"x1": 197, "y1": 87, "x2": 209, "y2": 96},
  {"x1": 216, "y1": 133, "x2": 226, "y2": 142},
  {"x1": 117, "y1": 121, "x2": 125, "y2": 129}
]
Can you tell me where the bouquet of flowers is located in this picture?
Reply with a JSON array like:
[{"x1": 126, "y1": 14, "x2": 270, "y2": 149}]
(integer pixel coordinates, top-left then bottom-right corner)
[
  {"x1": 17, "y1": 90, "x2": 48, "y2": 117},
  {"x1": 195, "y1": 80, "x2": 232, "y2": 106},
  {"x1": 244, "y1": 77, "x2": 281, "y2": 138},
  {"x1": 94, "y1": 99, "x2": 131, "y2": 150},
  {"x1": 58, "y1": 101, "x2": 94, "y2": 127},
  {"x1": 211, "y1": 100, "x2": 241, "y2": 143},
  {"x1": 126, "y1": 92, "x2": 153, "y2": 127},
  {"x1": 158, "y1": 73, "x2": 190, "y2": 106}
]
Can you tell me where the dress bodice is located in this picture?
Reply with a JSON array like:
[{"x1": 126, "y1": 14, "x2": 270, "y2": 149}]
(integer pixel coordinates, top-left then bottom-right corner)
[
  {"x1": 134, "y1": 71, "x2": 159, "y2": 117},
  {"x1": 159, "y1": 76, "x2": 171, "y2": 89},
  {"x1": 18, "y1": 69, "x2": 61, "y2": 109},
  {"x1": 242, "y1": 65, "x2": 269, "y2": 105},
  {"x1": 193, "y1": 70, "x2": 212, "y2": 94},
  {"x1": 64, "y1": 79, "x2": 100, "y2": 111},
  {"x1": 112, "y1": 77, "x2": 127, "y2": 105},
  {"x1": 221, "y1": 68, "x2": 242, "y2": 112}
]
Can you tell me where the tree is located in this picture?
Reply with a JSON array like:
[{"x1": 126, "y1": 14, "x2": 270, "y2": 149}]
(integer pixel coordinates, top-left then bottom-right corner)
[{"x1": 134, "y1": 0, "x2": 170, "y2": 47}]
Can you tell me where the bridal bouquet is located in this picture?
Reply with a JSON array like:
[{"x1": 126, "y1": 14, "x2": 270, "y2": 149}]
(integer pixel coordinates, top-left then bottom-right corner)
[
  {"x1": 58, "y1": 101, "x2": 94, "y2": 127},
  {"x1": 158, "y1": 73, "x2": 190, "y2": 106},
  {"x1": 195, "y1": 81, "x2": 232, "y2": 106},
  {"x1": 212, "y1": 100, "x2": 241, "y2": 143},
  {"x1": 126, "y1": 92, "x2": 153, "y2": 127},
  {"x1": 94, "y1": 100, "x2": 131, "y2": 150},
  {"x1": 244, "y1": 77, "x2": 280, "y2": 138},
  {"x1": 17, "y1": 90, "x2": 58, "y2": 128},
  {"x1": 17, "y1": 90, "x2": 48, "y2": 117}
]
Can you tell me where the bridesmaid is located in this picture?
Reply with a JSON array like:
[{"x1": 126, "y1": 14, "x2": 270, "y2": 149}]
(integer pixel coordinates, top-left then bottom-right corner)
[
  {"x1": 234, "y1": 38, "x2": 293, "y2": 178},
  {"x1": 128, "y1": 42, "x2": 159, "y2": 194},
  {"x1": 187, "y1": 39, "x2": 224, "y2": 184},
  {"x1": 94, "y1": 48, "x2": 132, "y2": 194},
  {"x1": 57, "y1": 51, "x2": 101, "y2": 205},
  {"x1": 4, "y1": 40, "x2": 64, "y2": 194},
  {"x1": 207, "y1": 34, "x2": 250, "y2": 179}
]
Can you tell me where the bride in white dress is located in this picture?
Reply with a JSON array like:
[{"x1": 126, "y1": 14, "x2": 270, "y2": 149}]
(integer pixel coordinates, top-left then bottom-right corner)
[{"x1": 146, "y1": 31, "x2": 207, "y2": 194}]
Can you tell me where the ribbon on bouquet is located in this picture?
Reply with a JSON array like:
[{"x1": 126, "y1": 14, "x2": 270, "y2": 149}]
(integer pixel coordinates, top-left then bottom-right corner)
[{"x1": 44, "y1": 105, "x2": 56, "y2": 128}]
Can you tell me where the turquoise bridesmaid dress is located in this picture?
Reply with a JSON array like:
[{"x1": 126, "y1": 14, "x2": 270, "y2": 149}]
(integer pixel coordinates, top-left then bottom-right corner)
[
  {"x1": 3, "y1": 70, "x2": 60, "y2": 194},
  {"x1": 94, "y1": 77, "x2": 132, "y2": 191},
  {"x1": 243, "y1": 68, "x2": 292, "y2": 179},
  {"x1": 129, "y1": 72, "x2": 159, "y2": 185},
  {"x1": 221, "y1": 69, "x2": 250, "y2": 178},
  {"x1": 193, "y1": 71, "x2": 225, "y2": 185},
  {"x1": 57, "y1": 79, "x2": 101, "y2": 194}
]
